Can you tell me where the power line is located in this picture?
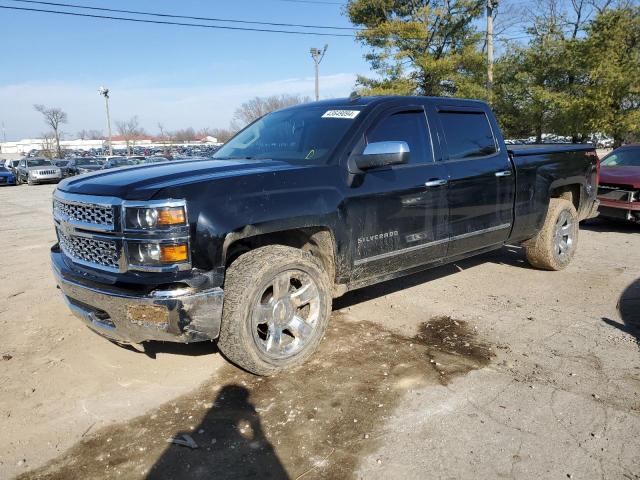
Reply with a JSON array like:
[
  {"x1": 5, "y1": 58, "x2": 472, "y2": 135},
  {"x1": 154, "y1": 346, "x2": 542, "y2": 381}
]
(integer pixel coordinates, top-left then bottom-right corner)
[
  {"x1": 0, "y1": 4, "x2": 356, "y2": 37},
  {"x1": 1, "y1": 3, "x2": 533, "y2": 43},
  {"x1": 271, "y1": 0, "x2": 345, "y2": 4},
  {"x1": 9, "y1": 0, "x2": 359, "y2": 30}
]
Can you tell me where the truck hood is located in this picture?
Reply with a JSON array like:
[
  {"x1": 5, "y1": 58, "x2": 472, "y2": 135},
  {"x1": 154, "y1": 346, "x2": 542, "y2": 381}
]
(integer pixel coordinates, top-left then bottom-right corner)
[
  {"x1": 600, "y1": 166, "x2": 640, "y2": 188},
  {"x1": 57, "y1": 158, "x2": 302, "y2": 200}
]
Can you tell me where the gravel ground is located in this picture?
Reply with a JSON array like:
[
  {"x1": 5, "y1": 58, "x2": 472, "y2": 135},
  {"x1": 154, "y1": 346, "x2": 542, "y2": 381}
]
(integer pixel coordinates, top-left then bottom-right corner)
[{"x1": 0, "y1": 183, "x2": 638, "y2": 480}]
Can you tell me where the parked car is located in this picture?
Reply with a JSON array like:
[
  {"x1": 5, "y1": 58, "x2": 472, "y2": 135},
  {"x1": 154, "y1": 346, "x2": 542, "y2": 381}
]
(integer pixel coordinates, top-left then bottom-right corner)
[
  {"x1": 69, "y1": 157, "x2": 104, "y2": 175},
  {"x1": 126, "y1": 155, "x2": 147, "y2": 164},
  {"x1": 597, "y1": 145, "x2": 640, "y2": 223},
  {"x1": 102, "y1": 156, "x2": 134, "y2": 169},
  {"x1": 16, "y1": 158, "x2": 62, "y2": 185},
  {"x1": 137, "y1": 156, "x2": 169, "y2": 164},
  {"x1": 51, "y1": 96, "x2": 599, "y2": 375},
  {"x1": 0, "y1": 166, "x2": 17, "y2": 186},
  {"x1": 6, "y1": 160, "x2": 20, "y2": 175},
  {"x1": 53, "y1": 160, "x2": 73, "y2": 178}
]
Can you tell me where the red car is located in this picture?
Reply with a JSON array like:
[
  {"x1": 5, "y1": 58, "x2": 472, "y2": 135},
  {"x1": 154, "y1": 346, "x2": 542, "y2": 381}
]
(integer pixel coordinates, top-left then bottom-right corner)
[{"x1": 597, "y1": 145, "x2": 640, "y2": 223}]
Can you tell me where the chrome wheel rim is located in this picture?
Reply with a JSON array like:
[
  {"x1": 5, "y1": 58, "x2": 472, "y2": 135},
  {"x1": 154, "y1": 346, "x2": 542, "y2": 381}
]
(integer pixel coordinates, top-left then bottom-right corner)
[
  {"x1": 251, "y1": 269, "x2": 321, "y2": 360},
  {"x1": 553, "y1": 210, "x2": 574, "y2": 260}
]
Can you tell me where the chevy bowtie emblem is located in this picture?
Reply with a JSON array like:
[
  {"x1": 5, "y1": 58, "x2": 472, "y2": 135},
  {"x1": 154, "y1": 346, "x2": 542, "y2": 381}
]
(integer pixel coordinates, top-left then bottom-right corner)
[{"x1": 60, "y1": 222, "x2": 75, "y2": 236}]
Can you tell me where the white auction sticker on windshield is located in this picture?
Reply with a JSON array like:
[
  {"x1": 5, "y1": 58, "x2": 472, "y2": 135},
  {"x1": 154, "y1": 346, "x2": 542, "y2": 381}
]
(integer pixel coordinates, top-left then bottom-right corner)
[{"x1": 322, "y1": 110, "x2": 361, "y2": 119}]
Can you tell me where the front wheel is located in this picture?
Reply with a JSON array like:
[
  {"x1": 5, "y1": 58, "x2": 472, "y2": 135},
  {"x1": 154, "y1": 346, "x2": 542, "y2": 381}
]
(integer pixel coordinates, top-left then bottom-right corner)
[
  {"x1": 218, "y1": 245, "x2": 332, "y2": 376},
  {"x1": 524, "y1": 198, "x2": 579, "y2": 270}
]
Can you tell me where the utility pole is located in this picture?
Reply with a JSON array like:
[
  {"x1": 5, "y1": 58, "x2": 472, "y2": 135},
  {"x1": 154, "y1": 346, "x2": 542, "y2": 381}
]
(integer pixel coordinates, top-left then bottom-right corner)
[
  {"x1": 487, "y1": 0, "x2": 497, "y2": 90},
  {"x1": 98, "y1": 86, "x2": 113, "y2": 156},
  {"x1": 310, "y1": 45, "x2": 328, "y2": 101}
]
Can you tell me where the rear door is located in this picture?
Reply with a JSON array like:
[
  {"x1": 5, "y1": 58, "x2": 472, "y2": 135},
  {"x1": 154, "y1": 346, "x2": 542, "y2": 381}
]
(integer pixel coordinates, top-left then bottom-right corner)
[
  {"x1": 18, "y1": 160, "x2": 27, "y2": 179},
  {"x1": 344, "y1": 106, "x2": 449, "y2": 280},
  {"x1": 434, "y1": 106, "x2": 515, "y2": 256}
]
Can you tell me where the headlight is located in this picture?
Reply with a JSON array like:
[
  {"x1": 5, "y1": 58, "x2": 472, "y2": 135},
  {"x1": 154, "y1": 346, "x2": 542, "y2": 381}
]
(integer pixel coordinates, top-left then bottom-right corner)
[
  {"x1": 124, "y1": 206, "x2": 186, "y2": 230},
  {"x1": 129, "y1": 242, "x2": 189, "y2": 266}
]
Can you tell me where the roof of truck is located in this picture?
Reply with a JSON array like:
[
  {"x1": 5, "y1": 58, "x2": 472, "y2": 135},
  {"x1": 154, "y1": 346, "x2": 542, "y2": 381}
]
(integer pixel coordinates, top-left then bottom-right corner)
[{"x1": 288, "y1": 95, "x2": 489, "y2": 109}]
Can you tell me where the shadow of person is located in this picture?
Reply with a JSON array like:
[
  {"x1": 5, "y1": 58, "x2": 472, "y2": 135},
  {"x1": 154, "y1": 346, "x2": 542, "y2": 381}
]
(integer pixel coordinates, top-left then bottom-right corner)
[
  {"x1": 147, "y1": 384, "x2": 289, "y2": 480},
  {"x1": 602, "y1": 277, "x2": 640, "y2": 345}
]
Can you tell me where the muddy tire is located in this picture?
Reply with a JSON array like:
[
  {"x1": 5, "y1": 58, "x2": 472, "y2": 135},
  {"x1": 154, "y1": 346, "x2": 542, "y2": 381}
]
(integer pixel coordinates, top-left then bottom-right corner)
[
  {"x1": 524, "y1": 198, "x2": 579, "y2": 270},
  {"x1": 218, "y1": 245, "x2": 332, "y2": 376}
]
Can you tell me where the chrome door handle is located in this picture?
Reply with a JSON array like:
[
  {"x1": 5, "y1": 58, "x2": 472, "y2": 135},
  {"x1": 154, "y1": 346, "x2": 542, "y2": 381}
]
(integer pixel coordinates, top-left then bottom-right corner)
[
  {"x1": 425, "y1": 179, "x2": 448, "y2": 187},
  {"x1": 495, "y1": 170, "x2": 512, "y2": 177}
]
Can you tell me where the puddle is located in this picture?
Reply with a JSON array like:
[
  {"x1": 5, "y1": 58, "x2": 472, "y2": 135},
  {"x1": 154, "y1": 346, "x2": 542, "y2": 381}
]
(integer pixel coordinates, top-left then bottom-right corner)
[{"x1": 19, "y1": 315, "x2": 493, "y2": 480}]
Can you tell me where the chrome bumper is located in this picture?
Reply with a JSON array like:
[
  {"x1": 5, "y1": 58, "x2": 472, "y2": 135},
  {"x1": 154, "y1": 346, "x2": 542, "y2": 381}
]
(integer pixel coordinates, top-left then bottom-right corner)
[
  {"x1": 52, "y1": 262, "x2": 223, "y2": 344},
  {"x1": 31, "y1": 174, "x2": 62, "y2": 182}
]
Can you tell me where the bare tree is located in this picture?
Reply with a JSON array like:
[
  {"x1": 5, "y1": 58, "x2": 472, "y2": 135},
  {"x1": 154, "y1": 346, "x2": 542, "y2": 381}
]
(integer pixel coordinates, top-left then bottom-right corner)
[
  {"x1": 171, "y1": 127, "x2": 197, "y2": 143},
  {"x1": 517, "y1": 0, "x2": 621, "y2": 40},
  {"x1": 40, "y1": 132, "x2": 56, "y2": 159},
  {"x1": 115, "y1": 116, "x2": 145, "y2": 155},
  {"x1": 230, "y1": 94, "x2": 311, "y2": 130},
  {"x1": 77, "y1": 129, "x2": 103, "y2": 140},
  {"x1": 208, "y1": 127, "x2": 235, "y2": 143},
  {"x1": 34, "y1": 104, "x2": 67, "y2": 158}
]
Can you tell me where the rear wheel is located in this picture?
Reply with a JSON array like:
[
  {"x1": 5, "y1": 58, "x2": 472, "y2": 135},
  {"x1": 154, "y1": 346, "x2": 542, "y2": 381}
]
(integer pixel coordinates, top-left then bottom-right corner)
[
  {"x1": 218, "y1": 245, "x2": 332, "y2": 376},
  {"x1": 524, "y1": 198, "x2": 579, "y2": 270}
]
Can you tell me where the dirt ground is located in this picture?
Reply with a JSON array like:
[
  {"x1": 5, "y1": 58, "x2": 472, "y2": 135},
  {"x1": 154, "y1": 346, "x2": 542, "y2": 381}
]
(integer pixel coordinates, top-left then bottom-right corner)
[{"x1": 1, "y1": 183, "x2": 638, "y2": 480}]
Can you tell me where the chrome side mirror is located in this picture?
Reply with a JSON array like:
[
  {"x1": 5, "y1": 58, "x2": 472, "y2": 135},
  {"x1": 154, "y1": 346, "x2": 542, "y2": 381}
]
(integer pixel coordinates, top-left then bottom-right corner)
[{"x1": 353, "y1": 141, "x2": 410, "y2": 170}]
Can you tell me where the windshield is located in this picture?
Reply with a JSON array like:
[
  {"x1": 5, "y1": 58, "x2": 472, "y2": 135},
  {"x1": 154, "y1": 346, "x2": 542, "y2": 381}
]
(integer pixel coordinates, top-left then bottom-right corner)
[
  {"x1": 55, "y1": 161, "x2": 70, "y2": 166},
  {"x1": 213, "y1": 107, "x2": 361, "y2": 162},
  {"x1": 27, "y1": 159, "x2": 52, "y2": 167},
  {"x1": 601, "y1": 148, "x2": 640, "y2": 167},
  {"x1": 76, "y1": 158, "x2": 100, "y2": 166}
]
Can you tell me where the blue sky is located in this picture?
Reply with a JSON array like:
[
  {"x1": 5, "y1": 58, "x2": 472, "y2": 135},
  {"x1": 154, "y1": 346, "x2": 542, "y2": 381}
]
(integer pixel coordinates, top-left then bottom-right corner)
[
  {"x1": 0, "y1": 0, "x2": 541, "y2": 140},
  {"x1": 0, "y1": 0, "x2": 369, "y2": 139}
]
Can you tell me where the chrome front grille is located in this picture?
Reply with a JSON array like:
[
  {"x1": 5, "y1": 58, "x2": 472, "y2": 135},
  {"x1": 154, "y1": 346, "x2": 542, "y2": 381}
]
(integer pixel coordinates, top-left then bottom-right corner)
[
  {"x1": 53, "y1": 199, "x2": 115, "y2": 228},
  {"x1": 38, "y1": 170, "x2": 57, "y2": 175},
  {"x1": 57, "y1": 228, "x2": 120, "y2": 269}
]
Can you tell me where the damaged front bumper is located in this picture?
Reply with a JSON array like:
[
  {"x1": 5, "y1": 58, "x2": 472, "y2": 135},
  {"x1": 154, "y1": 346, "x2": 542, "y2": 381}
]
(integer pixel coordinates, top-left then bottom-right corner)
[
  {"x1": 597, "y1": 198, "x2": 640, "y2": 223},
  {"x1": 52, "y1": 250, "x2": 223, "y2": 344}
]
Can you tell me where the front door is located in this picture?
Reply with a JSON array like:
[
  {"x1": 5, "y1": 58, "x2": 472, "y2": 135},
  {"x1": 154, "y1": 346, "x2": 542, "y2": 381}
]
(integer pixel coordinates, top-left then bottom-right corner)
[{"x1": 343, "y1": 107, "x2": 449, "y2": 282}]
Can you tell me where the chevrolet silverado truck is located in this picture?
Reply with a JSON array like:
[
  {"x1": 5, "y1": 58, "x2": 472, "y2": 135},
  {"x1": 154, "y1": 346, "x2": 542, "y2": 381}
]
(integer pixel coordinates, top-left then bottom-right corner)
[{"x1": 51, "y1": 96, "x2": 599, "y2": 375}]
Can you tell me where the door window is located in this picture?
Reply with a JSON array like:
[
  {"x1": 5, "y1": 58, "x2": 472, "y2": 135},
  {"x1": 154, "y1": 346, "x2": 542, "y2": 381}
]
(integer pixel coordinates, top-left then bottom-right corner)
[
  {"x1": 366, "y1": 111, "x2": 432, "y2": 164},
  {"x1": 438, "y1": 111, "x2": 497, "y2": 160}
]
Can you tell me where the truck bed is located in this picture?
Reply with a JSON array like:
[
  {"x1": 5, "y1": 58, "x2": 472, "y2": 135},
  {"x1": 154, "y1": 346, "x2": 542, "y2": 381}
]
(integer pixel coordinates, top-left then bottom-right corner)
[{"x1": 508, "y1": 143, "x2": 595, "y2": 156}]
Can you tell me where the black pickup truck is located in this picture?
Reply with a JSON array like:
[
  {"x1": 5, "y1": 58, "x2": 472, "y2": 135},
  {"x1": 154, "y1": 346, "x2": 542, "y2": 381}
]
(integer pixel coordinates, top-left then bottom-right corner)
[{"x1": 51, "y1": 96, "x2": 599, "y2": 375}]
